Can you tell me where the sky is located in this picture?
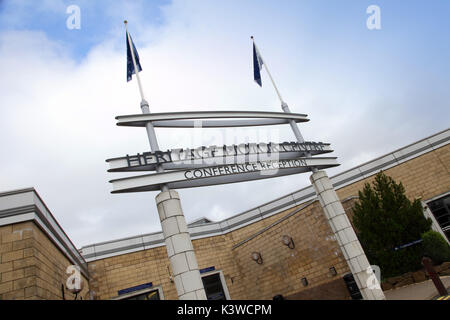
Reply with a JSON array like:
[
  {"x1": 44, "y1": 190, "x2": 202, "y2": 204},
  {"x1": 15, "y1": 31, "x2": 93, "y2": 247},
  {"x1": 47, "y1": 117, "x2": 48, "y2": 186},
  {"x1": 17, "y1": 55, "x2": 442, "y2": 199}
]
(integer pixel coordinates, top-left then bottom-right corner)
[{"x1": 0, "y1": 0, "x2": 449, "y2": 248}]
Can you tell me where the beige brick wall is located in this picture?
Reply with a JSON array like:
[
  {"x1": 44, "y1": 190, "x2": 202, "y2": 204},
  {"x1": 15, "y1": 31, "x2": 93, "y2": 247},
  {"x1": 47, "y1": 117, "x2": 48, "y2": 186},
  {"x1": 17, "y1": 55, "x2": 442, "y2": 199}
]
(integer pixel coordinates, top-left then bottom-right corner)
[
  {"x1": 231, "y1": 201, "x2": 349, "y2": 300},
  {"x1": 193, "y1": 233, "x2": 240, "y2": 299},
  {"x1": 336, "y1": 144, "x2": 450, "y2": 202},
  {"x1": 88, "y1": 245, "x2": 176, "y2": 300},
  {"x1": 0, "y1": 222, "x2": 89, "y2": 300},
  {"x1": 87, "y1": 201, "x2": 350, "y2": 300}
]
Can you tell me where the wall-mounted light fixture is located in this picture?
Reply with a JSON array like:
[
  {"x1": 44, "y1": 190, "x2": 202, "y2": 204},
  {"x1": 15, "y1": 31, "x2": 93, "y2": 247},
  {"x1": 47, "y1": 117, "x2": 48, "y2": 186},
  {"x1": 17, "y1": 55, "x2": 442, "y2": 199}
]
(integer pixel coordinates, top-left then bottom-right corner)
[
  {"x1": 301, "y1": 277, "x2": 308, "y2": 287},
  {"x1": 251, "y1": 252, "x2": 263, "y2": 264},
  {"x1": 329, "y1": 266, "x2": 337, "y2": 277},
  {"x1": 282, "y1": 235, "x2": 295, "y2": 249},
  {"x1": 167, "y1": 265, "x2": 174, "y2": 282},
  {"x1": 64, "y1": 278, "x2": 84, "y2": 300}
]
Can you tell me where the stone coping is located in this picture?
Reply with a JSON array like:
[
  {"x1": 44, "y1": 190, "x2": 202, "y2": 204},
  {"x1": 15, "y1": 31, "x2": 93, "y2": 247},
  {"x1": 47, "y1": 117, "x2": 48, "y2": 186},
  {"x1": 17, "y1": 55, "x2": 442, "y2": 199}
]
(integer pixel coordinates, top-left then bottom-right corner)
[{"x1": 0, "y1": 188, "x2": 89, "y2": 278}]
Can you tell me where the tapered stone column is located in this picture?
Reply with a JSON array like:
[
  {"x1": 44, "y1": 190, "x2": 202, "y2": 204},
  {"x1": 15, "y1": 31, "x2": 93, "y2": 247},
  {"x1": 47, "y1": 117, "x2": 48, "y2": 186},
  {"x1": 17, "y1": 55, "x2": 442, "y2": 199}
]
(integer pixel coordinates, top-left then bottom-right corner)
[
  {"x1": 156, "y1": 190, "x2": 207, "y2": 300},
  {"x1": 310, "y1": 170, "x2": 385, "y2": 300}
]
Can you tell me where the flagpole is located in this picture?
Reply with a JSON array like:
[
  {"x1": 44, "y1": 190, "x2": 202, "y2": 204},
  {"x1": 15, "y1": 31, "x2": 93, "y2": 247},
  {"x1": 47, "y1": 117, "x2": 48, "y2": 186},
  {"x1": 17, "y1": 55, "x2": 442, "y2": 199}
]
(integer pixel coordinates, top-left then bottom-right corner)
[
  {"x1": 122, "y1": 21, "x2": 207, "y2": 300},
  {"x1": 125, "y1": 21, "x2": 145, "y2": 102},
  {"x1": 251, "y1": 37, "x2": 316, "y2": 172},
  {"x1": 125, "y1": 20, "x2": 169, "y2": 191},
  {"x1": 250, "y1": 38, "x2": 384, "y2": 301},
  {"x1": 251, "y1": 37, "x2": 284, "y2": 103},
  {"x1": 251, "y1": 38, "x2": 307, "y2": 140}
]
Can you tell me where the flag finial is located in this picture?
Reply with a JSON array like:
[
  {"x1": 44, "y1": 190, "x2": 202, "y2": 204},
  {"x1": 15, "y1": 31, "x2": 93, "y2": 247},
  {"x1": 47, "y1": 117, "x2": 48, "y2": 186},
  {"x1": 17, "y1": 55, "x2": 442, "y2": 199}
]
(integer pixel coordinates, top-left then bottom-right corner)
[{"x1": 124, "y1": 20, "x2": 128, "y2": 24}]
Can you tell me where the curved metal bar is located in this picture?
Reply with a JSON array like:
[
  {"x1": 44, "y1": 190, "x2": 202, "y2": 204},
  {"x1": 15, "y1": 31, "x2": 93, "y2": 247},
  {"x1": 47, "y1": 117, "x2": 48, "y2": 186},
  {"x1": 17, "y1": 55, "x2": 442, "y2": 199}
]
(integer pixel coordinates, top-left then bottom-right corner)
[
  {"x1": 111, "y1": 164, "x2": 338, "y2": 193},
  {"x1": 116, "y1": 111, "x2": 309, "y2": 128},
  {"x1": 149, "y1": 118, "x2": 306, "y2": 128}
]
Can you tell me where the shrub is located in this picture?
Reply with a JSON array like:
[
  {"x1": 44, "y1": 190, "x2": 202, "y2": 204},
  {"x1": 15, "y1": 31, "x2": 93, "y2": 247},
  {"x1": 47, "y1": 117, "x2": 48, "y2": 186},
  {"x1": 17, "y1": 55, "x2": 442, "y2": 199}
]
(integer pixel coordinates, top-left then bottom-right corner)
[{"x1": 421, "y1": 230, "x2": 450, "y2": 264}]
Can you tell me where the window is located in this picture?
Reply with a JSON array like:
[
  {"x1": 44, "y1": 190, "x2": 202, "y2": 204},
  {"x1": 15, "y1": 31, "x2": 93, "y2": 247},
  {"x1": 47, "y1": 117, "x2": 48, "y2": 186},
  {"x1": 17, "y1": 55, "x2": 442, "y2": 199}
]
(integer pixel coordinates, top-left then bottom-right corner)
[
  {"x1": 427, "y1": 194, "x2": 450, "y2": 241},
  {"x1": 201, "y1": 271, "x2": 230, "y2": 300},
  {"x1": 123, "y1": 289, "x2": 160, "y2": 300},
  {"x1": 114, "y1": 286, "x2": 164, "y2": 300}
]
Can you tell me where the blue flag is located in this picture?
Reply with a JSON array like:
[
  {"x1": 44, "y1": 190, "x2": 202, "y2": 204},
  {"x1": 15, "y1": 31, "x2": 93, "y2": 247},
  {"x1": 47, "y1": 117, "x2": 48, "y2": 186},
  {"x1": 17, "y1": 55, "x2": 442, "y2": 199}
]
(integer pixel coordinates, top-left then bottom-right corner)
[
  {"x1": 127, "y1": 33, "x2": 142, "y2": 82},
  {"x1": 253, "y1": 42, "x2": 263, "y2": 87}
]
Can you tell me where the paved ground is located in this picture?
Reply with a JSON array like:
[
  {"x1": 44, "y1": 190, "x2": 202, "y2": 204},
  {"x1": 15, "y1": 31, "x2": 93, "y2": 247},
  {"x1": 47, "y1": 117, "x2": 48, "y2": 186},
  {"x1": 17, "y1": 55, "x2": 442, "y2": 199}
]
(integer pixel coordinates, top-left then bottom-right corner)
[{"x1": 384, "y1": 276, "x2": 450, "y2": 300}]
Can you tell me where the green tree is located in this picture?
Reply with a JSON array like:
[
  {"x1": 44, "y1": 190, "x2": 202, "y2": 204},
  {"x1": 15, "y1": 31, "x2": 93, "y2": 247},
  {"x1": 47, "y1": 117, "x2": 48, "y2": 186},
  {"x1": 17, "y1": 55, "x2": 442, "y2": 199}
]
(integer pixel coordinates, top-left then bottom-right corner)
[{"x1": 352, "y1": 172, "x2": 432, "y2": 277}]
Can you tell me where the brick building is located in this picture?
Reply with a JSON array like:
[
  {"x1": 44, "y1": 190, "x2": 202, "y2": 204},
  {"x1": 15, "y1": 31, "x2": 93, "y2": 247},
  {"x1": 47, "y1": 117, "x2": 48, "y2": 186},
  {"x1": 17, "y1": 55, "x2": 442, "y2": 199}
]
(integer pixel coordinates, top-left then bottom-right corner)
[{"x1": 0, "y1": 128, "x2": 449, "y2": 300}]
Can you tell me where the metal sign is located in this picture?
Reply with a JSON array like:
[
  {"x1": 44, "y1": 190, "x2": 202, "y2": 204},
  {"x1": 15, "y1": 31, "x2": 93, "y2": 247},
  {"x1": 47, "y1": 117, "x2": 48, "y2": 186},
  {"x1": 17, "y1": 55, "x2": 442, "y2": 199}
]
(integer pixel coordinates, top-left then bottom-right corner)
[
  {"x1": 106, "y1": 141, "x2": 332, "y2": 172},
  {"x1": 106, "y1": 110, "x2": 340, "y2": 193}
]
